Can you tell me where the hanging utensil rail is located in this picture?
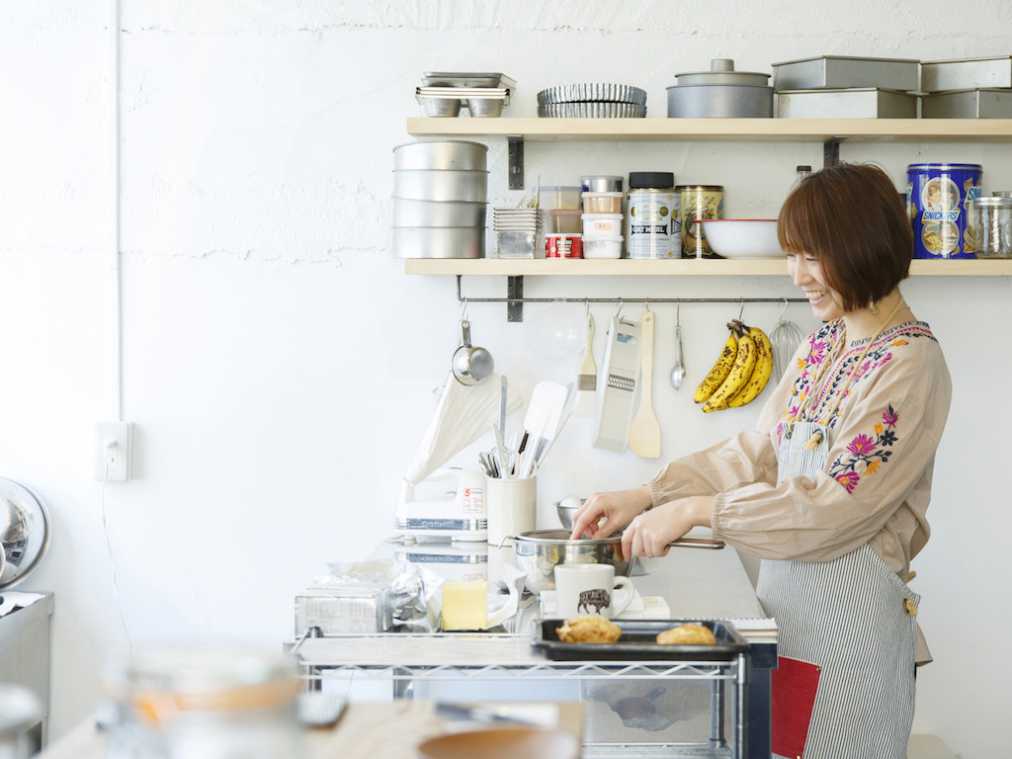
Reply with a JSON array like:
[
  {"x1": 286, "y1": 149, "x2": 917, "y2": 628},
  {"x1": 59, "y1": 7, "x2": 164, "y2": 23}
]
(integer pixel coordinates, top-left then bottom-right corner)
[{"x1": 456, "y1": 275, "x2": 807, "y2": 322}]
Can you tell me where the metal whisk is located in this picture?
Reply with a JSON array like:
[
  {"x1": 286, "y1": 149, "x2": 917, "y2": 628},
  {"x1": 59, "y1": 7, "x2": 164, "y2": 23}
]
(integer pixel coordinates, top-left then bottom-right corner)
[{"x1": 770, "y1": 300, "x2": 805, "y2": 383}]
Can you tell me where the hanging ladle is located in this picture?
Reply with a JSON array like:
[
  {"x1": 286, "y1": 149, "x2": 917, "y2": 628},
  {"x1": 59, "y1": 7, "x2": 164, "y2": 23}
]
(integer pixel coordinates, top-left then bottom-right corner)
[{"x1": 451, "y1": 306, "x2": 494, "y2": 386}]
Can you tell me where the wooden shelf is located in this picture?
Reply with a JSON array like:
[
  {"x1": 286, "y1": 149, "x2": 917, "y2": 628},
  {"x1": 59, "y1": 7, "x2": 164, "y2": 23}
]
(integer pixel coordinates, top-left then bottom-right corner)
[
  {"x1": 407, "y1": 117, "x2": 1012, "y2": 142},
  {"x1": 404, "y1": 258, "x2": 1012, "y2": 277}
]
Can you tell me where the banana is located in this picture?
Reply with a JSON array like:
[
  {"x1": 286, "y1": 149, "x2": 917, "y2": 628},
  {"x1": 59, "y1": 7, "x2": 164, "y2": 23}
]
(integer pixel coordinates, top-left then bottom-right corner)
[
  {"x1": 728, "y1": 326, "x2": 773, "y2": 408},
  {"x1": 702, "y1": 324, "x2": 757, "y2": 413},
  {"x1": 693, "y1": 328, "x2": 738, "y2": 404}
]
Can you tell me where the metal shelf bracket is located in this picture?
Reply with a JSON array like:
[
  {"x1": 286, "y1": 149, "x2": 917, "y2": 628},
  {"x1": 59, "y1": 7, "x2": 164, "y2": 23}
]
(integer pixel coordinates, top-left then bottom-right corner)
[
  {"x1": 508, "y1": 136, "x2": 524, "y2": 189},
  {"x1": 823, "y1": 138, "x2": 841, "y2": 168}
]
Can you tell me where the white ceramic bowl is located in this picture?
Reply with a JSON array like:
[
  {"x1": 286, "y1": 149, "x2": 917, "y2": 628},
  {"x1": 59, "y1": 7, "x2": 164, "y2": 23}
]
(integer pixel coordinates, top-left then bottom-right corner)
[{"x1": 701, "y1": 219, "x2": 785, "y2": 258}]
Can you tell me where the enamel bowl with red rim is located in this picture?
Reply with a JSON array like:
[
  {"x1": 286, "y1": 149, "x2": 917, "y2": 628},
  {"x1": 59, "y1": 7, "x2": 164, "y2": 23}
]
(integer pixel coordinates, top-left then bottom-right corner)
[{"x1": 700, "y1": 218, "x2": 785, "y2": 258}]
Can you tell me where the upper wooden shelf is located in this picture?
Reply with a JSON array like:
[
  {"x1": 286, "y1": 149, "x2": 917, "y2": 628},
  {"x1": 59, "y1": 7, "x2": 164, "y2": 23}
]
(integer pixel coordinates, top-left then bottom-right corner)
[
  {"x1": 406, "y1": 117, "x2": 1012, "y2": 142},
  {"x1": 404, "y1": 258, "x2": 1012, "y2": 277}
]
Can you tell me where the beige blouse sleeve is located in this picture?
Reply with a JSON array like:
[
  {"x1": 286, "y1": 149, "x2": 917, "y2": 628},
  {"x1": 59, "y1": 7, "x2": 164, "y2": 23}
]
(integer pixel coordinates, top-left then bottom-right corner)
[
  {"x1": 711, "y1": 343, "x2": 951, "y2": 562},
  {"x1": 646, "y1": 339, "x2": 807, "y2": 508}
]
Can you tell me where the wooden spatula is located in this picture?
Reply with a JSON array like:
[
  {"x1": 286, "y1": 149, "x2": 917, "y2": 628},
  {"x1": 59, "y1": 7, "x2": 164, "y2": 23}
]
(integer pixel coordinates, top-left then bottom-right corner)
[{"x1": 628, "y1": 309, "x2": 661, "y2": 459}]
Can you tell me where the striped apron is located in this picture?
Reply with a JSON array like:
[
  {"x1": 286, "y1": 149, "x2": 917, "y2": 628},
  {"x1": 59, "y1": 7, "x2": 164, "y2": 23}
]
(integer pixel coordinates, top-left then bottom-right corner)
[{"x1": 758, "y1": 421, "x2": 920, "y2": 759}]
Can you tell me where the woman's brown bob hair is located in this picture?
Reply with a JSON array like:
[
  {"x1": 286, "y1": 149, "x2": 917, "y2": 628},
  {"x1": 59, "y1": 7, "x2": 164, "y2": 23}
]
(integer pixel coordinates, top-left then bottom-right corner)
[{"x1": 778, "y1": 163, "x2": 911, "y2": 312}]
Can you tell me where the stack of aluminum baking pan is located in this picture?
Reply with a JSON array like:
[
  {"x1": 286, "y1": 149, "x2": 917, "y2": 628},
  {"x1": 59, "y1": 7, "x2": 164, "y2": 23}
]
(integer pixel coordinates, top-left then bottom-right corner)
[
  {"x1": 415, "y1": 72, "x2": 516, "y2": 118},
  {"x1": 537, "y1": 83, "x2": 647, "y2": 118},
  {"x1": 921, "y1": 56, "x2": 1012, "y2": 118},
  {"x1": 771, "y1": 56, "x2": 919, "y2": 118},
  {"x1": 392, "y1": 141, "x2": 488, "y2": 259},
  {"x1": 493, "y1": 208, "x2": 541, "y2": 259}
]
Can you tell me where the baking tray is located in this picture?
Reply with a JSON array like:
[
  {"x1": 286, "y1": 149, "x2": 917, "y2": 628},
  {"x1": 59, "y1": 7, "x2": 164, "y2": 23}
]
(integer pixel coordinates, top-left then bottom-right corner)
[
  {"x1": 776, "y1": 88, "x2": 917, "y2": 118},
  {"x1": 533, "y1": 619, "x2": 747, "y2": 662},
  {"x1": 772, "y1": 55, "x2": 919, "y2": 92},
  {"x1": 538, "y1": 102, "x2": 647, "y2": 118},
  {"x1": 922, "y1": 89, "x2": 1012, "y2": 118},
  {"x1": 421, "y1": 72, "x2": 516, "y2": 89},
  {"x1": 922, "y1": 56, "x2": 1012, "y2": 93},
  {"x1": 538, "y1": 83, "x2": 647, "y2": 106}
]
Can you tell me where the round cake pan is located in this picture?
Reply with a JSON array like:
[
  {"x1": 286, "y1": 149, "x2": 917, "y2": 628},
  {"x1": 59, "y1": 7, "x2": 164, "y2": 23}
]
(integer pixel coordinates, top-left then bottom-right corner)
[
  {"x1": 393, "y1": 198, "x2": 487, "y2": 227},
  {"x1": 393, "y1": 170, "x2": 488, "y2": 202},
  {"x1": 666, "y1": 85, "x2": 772, "y2": 118},
  {"x1": 393, "y1": 141, "x2": 489, "y2": 171},
  {"x1": 393, "y1": 227, "x2": 485, "y2": 259}
]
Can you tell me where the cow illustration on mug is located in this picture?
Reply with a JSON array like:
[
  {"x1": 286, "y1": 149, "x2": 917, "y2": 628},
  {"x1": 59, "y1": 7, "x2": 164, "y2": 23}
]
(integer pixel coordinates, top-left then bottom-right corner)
[{"x1": 577, "y1": 588, "x2": 611, "y2": 615}]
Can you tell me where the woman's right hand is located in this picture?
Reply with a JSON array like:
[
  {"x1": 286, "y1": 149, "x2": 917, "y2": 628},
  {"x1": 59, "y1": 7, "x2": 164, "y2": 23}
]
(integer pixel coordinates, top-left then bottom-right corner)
[{"x1": 569, "y1": 487, "x2": 653, "y2": 540}]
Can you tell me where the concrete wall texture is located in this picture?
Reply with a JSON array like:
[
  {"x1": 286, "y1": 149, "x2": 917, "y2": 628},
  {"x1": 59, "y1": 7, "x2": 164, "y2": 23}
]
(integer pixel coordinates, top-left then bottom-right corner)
[{"x1": 2, "y1": 1, "x2": 1011, "y2": 755}]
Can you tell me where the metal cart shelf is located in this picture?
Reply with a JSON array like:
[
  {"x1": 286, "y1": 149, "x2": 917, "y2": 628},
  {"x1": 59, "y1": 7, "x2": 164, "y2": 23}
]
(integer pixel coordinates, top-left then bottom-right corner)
[{"x1": 289, "y1": 632, "x2": 752, "y2": 759}]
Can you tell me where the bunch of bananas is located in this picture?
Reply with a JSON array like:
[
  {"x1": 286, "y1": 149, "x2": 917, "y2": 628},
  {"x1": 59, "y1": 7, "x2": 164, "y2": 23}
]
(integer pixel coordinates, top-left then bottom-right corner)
[{"x1": 693, "y1": 320, "x2": 773, "y2": 413}]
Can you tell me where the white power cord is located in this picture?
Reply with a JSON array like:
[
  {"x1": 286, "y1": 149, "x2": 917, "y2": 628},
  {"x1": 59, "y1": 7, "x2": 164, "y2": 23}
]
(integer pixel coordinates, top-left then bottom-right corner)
[{"x1": 100, "y1": 452, "x2": 132, "y2": 654}]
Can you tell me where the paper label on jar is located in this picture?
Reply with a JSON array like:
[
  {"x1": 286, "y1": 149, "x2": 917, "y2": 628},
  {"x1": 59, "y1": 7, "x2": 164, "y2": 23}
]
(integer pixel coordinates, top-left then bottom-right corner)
[{"x1": 627, "y1": 191, "x2": 681, "y2": 258}]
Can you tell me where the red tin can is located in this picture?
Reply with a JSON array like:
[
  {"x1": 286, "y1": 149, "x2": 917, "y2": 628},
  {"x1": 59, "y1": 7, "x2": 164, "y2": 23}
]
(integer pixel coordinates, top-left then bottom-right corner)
[{"x1": 545, "y1": 233, "x2": 584, "y2": 259}]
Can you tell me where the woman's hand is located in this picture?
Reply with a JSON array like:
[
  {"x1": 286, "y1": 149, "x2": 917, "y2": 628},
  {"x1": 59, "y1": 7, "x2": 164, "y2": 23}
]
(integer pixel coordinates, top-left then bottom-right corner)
[
  {"x1": 569, "y1": 487, "x2": 653, "y2": 540},
  {"x1": 621, "y1": 497, "x2": 715, "y2": 559}
]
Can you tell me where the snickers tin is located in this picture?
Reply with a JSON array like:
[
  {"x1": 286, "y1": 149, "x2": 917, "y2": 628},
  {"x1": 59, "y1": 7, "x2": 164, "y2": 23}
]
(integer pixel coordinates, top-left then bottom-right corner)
[{"x1": 907, "y1": 163, "x2": 983, "y2": 259}]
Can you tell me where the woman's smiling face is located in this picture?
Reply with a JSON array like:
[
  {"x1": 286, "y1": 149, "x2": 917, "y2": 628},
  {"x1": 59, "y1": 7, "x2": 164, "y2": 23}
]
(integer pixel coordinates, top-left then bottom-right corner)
[{"x1": 786, "y1": 252, "x2": 845, "y2": 321}]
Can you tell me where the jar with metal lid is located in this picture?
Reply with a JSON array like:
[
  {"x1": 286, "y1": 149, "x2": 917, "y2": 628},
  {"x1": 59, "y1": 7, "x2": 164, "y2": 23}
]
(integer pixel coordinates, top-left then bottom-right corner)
[
  {"x1": 105, "y1": 649, "x2": 305, "y2": 759},
  {"x1": 971, "y1": 195, "x2": 1012, "y2": 258},
  {"x1": 627, "y1": 172, "x2": 680, "y2": 259},
  {"x1": 677, "y1": 185, "x2": 724, "y2": 258}
]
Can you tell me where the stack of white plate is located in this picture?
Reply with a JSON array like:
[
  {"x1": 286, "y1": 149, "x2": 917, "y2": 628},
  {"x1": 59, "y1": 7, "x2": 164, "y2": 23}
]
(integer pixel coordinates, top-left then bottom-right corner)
[
  {"x1": 493, "y1": 208, "x2": 542, "y2": 259},
  {"x1": 392, "y1": 141, "x2": 489, "y2": 259}
]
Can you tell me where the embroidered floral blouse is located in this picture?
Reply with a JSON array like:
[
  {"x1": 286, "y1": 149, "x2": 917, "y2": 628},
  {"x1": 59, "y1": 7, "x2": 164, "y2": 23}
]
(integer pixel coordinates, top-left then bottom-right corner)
[{"x1": 648, "y1": 319, "x2": 951, "y2": 576}]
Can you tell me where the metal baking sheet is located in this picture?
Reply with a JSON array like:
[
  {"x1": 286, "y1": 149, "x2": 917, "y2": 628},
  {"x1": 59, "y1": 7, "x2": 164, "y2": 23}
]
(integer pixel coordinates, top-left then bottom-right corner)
[
  {"x1": 533, "y1": 619, "x2": 747, "y2": 662},
  {"x1": 422, "y1": 72, "x2": 516, "y2": 89},
  {"x1": 776, "y1": 88, "x2": 917, "y2": 118},
  {"x1": 417, "y1": 87, "x2": 510, "y2": 100},
  {"x1": 922, "y1": 56, "x2": 1012, "y2": 93},
  {"x1": 538, "y1": 102, "x2": 647, "y2": 118},
  {"x1": 921, "y1": 89, "x2": 1012, "y2": 118},
  {"x1": 772, "y1": 55, "x2": 919, "y2": 92},
  {"x1": 537, "y1": 83, "x2": 647, "y2": 106}
]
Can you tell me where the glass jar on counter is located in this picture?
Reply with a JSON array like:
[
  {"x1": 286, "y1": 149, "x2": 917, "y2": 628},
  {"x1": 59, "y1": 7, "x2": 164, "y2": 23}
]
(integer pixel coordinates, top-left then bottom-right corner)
[{"x1": 105, "y1": 649, "x2": 305, "y2": 759}]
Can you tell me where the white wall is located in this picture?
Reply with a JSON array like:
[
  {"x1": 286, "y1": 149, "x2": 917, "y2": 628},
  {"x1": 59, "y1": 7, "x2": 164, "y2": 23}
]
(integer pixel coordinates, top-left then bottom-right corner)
[{"x1": 2, "y1": 1, "x2": 1011, "y2": 755}]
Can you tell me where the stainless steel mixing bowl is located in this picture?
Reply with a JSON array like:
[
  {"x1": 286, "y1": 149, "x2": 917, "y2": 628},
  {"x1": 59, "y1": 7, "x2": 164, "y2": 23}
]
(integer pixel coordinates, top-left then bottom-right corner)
[{"x1": 513, "y1": 530, "x2": 630, "y2": 593}]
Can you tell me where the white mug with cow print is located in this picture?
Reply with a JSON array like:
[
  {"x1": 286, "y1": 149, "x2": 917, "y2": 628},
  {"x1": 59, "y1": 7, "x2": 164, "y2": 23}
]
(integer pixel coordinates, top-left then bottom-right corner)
[{"x1": 554, "y1": 563, "x2": 634, "y2": 619}]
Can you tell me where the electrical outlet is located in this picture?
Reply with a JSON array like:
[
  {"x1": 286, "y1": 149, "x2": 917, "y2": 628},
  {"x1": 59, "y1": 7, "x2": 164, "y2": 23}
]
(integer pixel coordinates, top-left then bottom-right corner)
[{"x1": 95, "y1": 422, "x2": 132, "y2": 482}]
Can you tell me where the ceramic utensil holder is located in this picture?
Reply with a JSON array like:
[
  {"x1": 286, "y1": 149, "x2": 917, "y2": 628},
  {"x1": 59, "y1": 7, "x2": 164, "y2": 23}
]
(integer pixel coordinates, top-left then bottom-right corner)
[{"x1": 486, "y1": 477, "x2": 536, "y2": 545}]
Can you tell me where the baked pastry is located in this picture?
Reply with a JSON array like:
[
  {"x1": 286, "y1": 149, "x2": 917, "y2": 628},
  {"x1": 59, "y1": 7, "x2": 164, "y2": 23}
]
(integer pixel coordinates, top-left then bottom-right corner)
[
  {"x1": 656, "y1": 623, "x2": 717, "y2": 646},
  {"x1": 556, "y1": 616, "x2": 622, "y2": 644}
]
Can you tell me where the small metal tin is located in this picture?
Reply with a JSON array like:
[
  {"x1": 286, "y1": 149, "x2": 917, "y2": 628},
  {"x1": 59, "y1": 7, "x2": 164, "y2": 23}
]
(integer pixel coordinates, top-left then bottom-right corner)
[
  {"x1": 772, "y1": 55, "x2": 919, "y2": 92},
  {"x1": 776, "y1": 88, "x2": 917, "y2": 118},
  {"x1": 545, "y1": 233, "x2": 584, "y2": 259},
  {"x1": 295, "y1": 590, "x2": 392, "y2": 636},
  {"x1": 907, "y1": 163, "x2": 983, "y2": 259},
  {"x1": 627, "y1": 189, "x2": 680, "y2": 259},
  {"x1": 921, "y1": 56, "x2": 1012, "y2": 93},
  {"x1": 921, "y1": 89, "x2": 1012, "y2": 118},
  {"x1": 581, "y1": 175, "x2": 624, "y2": 193},
  {"x1": 677, "y1": 185, "x2": 724, "y2": 259}
]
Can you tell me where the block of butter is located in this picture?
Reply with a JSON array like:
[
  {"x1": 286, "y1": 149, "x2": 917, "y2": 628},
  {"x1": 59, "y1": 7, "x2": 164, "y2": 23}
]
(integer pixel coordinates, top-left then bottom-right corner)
[{"x1": 441, "y1": 579, "x2": 489, "y2": 631}]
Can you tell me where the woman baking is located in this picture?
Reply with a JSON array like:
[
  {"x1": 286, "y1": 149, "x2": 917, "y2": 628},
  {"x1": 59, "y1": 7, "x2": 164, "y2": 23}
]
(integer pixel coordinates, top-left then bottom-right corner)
[{"x1": 570, "y1": 163, "x2": 952, "y2": 758}]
